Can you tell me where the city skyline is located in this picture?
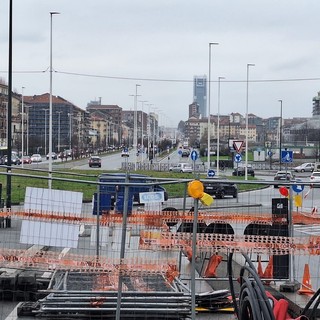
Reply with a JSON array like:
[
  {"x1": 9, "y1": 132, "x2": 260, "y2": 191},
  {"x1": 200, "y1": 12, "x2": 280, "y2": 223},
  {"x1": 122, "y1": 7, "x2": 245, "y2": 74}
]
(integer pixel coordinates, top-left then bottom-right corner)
[{"x1": 1, "y1": 1, "x2": 320, "y2": 126}]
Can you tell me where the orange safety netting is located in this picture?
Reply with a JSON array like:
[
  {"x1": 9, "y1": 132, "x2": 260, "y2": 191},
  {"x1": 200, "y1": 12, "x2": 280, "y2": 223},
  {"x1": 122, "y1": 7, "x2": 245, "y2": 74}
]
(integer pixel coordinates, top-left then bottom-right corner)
[
  {"x1": 139, "y1": 231, "x2": 320, "y2": 255},
  {"x1": 4, "y1": 209, "x2": 320, "y2": 226},
  {"x1": 0, "y1": 248, "x2": 178, "y2": 277}
]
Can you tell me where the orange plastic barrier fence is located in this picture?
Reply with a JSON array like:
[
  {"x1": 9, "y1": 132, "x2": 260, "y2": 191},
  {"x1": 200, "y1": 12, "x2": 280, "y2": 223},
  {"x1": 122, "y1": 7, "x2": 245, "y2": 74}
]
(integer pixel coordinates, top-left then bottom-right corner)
[
  {"x1": 2, "y1": 209, "x2": 320, "y2": 226},
  {"x1": 139, "y1": 231, "x2": 320, "y2": 255}
]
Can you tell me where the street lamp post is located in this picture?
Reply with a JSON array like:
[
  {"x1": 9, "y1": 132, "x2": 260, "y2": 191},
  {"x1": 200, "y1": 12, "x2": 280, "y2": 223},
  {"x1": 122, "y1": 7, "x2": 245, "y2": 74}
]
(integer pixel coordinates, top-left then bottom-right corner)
[
  {"x1": 42, "y1": 109, "x2": 48, "y2": 156},
  {"x1": 133, "y1": 84, "x2": 141, "y2": 171},
  {"x1": 279, "y1": 99, "x2": 283, "y2": 170},
  {"x1": 145, "y1": 103, "x2": 153, "y2": 161},
  {"x1": 139, "y1": 100, "x2": 148, "y2": 152},
  {"x1": 56, "y1": 111, "x2": 62, "y2": 152},
  {"x1": 21, "y1": 86, "x2": 25, "y2": 168},
  {"x1": 216, "y1": 77, "x2": 225, "y2": 176},
  {"x1": 49, "y1": 11, "x2": 60, "y2": 188},
  {"x1": 207, "y1": 42, "x2": 219, "y2": 171},
  {"x1": 68, "y1": 112, "x2": 72, "y2": 151},
  {"x1": 245, "y1": 63, "x2": 255, "y2": 180},
  {"x1": 26, "y1": 106, "x2": 30, "y2": 156}
]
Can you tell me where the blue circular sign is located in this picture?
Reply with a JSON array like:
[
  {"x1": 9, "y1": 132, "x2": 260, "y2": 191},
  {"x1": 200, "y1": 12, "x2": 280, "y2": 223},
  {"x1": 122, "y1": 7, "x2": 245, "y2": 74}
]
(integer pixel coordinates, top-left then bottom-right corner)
[
  {"x1": 207, "y1": 169, "x2": 215, "y2": 178},
  {"x1": 178, "y1": 149, "x2": 182, "y2": 155},
  {"x1": 292, "y1": 184, "x2": 304, "y2": 193},
  {"x1": 268, "y1": 151, "x2": 273, "y2": 157},
  {"x1": 190, "y1": 150, "x2": 198, "y2": 161},
  {"x1": 234, "y1": 153, "x2": 242, "y2": 163}
]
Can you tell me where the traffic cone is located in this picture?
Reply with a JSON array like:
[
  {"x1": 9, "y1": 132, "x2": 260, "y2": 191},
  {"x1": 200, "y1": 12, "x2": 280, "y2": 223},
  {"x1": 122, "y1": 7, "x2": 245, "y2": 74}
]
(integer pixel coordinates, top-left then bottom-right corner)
[
  {"x1": 298, "y1": 264, "x2": 315, "y2": 296},
  {"x1": 204, "y1": 254, "x2": 223, "y2": 277},
  {"x1": 257, "y1": 256, "x2": 264, "y2": 278},
  {"x1": 262, "y1": 256, "x2": 273, "y2": 284}
]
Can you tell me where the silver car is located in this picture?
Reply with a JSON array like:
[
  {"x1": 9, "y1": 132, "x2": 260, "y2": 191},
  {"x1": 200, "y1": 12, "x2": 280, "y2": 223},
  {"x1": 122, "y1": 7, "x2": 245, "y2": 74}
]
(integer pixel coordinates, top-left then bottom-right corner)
[
  {"x1": 293, "y1": 162, "x2": 314, "y2": 173},
  {"x1": 169, "y1": 163, "x2": 193, "y2": 173}
]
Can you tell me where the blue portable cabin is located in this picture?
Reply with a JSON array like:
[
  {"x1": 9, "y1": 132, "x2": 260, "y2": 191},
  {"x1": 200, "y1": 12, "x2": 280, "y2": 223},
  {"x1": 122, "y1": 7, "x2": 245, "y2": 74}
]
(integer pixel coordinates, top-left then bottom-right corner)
[{"x1": 93, "y1": 173, "x2": 168, "y2": 215}]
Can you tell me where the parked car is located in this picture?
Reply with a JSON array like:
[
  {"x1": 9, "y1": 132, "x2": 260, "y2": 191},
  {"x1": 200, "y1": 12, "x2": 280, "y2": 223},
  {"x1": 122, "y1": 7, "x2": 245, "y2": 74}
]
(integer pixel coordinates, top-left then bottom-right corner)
[
  {"x1": 89, "y1": 155, "x2": 102, "y2": 168},
  {"x1": 202, "y1": 178, "x2": 238, "y2": 199},
  {"x1": 293, "y1": 162, "x2": 314, "y2": 173},
  {"x1": 46, "y1": 152, "x2": 58, "y2": 160},
  {"x1": 169, "y1": 163, "x2": 193, "y2": 173},
  {"x1": 310, "y1": 171, "x2": 320, "y2": 187},
  {"x1": 273, "y1": 170, "x2": 295, "y2": 188},
  {"x1": 30, "y1": 154, "x2": 42, "y2": 163},
  {"x1": 21, "y1": 156, "x2": 32, "y2": 164},
  {"x1": 232, "y1": 166, "x2": 255, "y2": 177},
  {"x1": 2, "y1": 155, "x2": 21, "y2": 165}
]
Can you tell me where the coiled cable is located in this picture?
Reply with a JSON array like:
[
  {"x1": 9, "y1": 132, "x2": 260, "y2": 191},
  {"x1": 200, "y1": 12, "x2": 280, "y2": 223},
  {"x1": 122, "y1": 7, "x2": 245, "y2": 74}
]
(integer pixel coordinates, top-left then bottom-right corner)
[{"x1": 228, "y1": 251, "x2": 275, "y2": 320}]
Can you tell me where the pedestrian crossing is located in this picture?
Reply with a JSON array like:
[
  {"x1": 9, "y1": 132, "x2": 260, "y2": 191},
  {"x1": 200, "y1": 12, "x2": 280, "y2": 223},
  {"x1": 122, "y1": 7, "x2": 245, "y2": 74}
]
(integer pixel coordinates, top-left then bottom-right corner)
[{"x1": 295, "y1": 224, "x2": 320, "y2": 236}]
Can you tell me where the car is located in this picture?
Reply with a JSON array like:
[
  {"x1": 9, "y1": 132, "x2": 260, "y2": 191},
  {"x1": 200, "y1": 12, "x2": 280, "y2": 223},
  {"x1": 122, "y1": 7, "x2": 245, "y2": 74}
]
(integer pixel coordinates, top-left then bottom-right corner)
[
  {"x1": 181, "y1": 150, "x2": 190, "y2": 157},
  {"x1": 30, "y1": 154, "x2": 42, "y2": 163},
  {"x1": 46, "y1": 152, "x2": 58, "y2": 160},
  {"x1": 2, "y1": 155, "x2": 21, "y2": 165},
  {"x1": 21, "y1": 156, "x2": 32, "y2": 164},
  {"x1": 202, "y1": 178, "x2": 238, "y2": 199},
  {"x1": 121, "y1": 150, "x2": 129, "y2": 157},
  {"x1": 89, "y1": 155, "x2": 102, "y2": 168},
  {"x1": 169, "y1": 163, "x2": 193, "y2": 173},
  {"x1": 232, "y1": 166, "x2": 255, "y2": 177},
  {"x1": 310, "y1": 171, "x2": 320, "y2": 187},
  {"x1": 273, "y1": 170, "x2": 295, "y2": 188},
  {"x1": 293, "y1": 162, "x2": 314, "y2": 173}
]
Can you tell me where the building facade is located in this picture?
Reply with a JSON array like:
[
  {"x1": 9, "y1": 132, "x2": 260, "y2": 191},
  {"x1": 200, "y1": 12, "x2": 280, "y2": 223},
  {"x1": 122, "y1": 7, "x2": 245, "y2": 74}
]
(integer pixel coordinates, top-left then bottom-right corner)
[{"x1": 24, "y1": 94, "x2": 90, "y2": 155}]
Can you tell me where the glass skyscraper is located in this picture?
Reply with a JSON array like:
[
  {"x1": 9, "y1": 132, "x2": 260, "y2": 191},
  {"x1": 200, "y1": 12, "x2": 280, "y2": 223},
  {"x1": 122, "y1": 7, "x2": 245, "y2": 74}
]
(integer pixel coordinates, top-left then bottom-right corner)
[{"x1": 193, "y1": 75, "x2": 207, "y2": 118}]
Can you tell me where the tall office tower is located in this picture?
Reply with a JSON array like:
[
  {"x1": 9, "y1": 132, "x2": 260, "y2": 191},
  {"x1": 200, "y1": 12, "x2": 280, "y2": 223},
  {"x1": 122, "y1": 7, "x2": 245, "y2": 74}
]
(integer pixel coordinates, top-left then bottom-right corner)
[{"x1": 193, "y1": 75, "x2": 207, "y2": 118}]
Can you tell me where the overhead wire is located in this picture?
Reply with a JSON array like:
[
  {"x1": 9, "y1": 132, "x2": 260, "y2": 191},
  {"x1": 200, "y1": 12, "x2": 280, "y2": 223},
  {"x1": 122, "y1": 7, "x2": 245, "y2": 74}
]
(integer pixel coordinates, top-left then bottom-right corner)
[{"x1": 1, "y1": 68, "x2": 320, "y2": 83}]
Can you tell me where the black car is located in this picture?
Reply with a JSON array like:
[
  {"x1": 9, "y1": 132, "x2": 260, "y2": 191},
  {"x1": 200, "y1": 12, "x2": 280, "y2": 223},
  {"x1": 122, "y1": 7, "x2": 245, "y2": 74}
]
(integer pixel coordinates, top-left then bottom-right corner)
[
  {"x1": 181, "y1": 150, "x2": 190, "y2": 157},
  {"x1": 2, "y1": 155, "x2": 21, "y2": 165},
  {"x1": 202, "y1": 179, "x2": 238, "y2": 199},
  {"x1": 88, "y1": 155, "x2": 102, "y2": 168},
  {"x1": 232, "y1": 166, "x2": 255, "y2": 177}
]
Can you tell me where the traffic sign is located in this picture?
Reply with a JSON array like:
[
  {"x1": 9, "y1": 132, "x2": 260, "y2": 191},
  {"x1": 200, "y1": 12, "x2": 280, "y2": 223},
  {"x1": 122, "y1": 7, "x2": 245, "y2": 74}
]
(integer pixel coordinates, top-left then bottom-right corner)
[
  {"x1": 292, "y1": 184, "x2": 304, "y2": 193},
  {"x1": 139, "y1": 191, "x2": 165, "y2": 204},
  {"x1": 207, "y1": 169, "x2": 215, "y2": 178},
  {"x1": 178, "y1": 149, "x2": 182, "y2": 156},
  {"x1": 233, "y1": 140, "x2": 244, "y2": 153},
  {"x1": 190, "y1": 150, "x2": 198, "y2": 161},
  {"x1": 268, "y1": 151, "x2": 273, "y2": 157},
  {"x1": 234, "y1": 153, "x2": 242, "y2": 163},
  {"x1": 281, "y1": 150, "x2": 293, "y2": 163}
]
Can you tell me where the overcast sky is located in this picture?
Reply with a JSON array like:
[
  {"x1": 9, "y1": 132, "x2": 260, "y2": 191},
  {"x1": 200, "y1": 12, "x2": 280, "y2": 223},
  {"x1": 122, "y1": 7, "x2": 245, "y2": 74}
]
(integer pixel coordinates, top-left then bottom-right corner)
[{"x1": 1, "y1": 0, "x2": 320, "y2": 127}]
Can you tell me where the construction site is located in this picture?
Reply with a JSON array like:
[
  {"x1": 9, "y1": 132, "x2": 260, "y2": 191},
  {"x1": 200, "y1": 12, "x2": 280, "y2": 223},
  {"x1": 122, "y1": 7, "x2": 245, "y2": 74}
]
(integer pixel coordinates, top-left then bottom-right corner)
[{"x1": 0, "y1": 169, "x2": 320, "y2": 319}]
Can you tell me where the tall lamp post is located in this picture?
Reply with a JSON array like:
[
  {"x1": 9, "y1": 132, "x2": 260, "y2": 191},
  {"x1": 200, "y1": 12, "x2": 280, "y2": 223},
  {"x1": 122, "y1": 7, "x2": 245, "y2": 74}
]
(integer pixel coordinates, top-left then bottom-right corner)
[
  {"x1": 279, "y1": 99, "x2": 283, "y2": 170},
  {"x1": 132, "y1": 84, "x2": 141, "y2": 171},
  {"x1": 245, "y1": 63, "x2": 255, "y2": 180},
  {"x1": 42, "y1": 109, "x2": 48, "y2": 156},
  {"x1": 139, "y1": 100, "x2": 147, "y2": 144},
  {"x1": 56, "y1": 111, "x2": 62, "y2": 153},
  {"x1": 49, "y1": 11, "x2": 60, "y2": 189},
  {"x1": 21, "y1": 86, "x2": 25, "y2": 168},
  {"x1": 216, "y1": 77, "x2": 225, "y2": 176},
  {"x1": 207, "y1": 42, "x2": 219, "y2": 171},
  {"x1": 6, "y1": 0, "x2": 13, "y2": 208}
]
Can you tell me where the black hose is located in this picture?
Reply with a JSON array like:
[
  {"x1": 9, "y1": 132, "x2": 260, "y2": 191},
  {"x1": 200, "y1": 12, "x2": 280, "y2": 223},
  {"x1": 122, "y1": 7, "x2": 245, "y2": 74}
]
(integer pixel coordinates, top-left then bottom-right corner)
[
  {"x1": 301, "y1": 286, "x2": 320, "y2": 319},
  {"x1": 228, "y1": 252, "x2": 276, "y2": 320}
]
